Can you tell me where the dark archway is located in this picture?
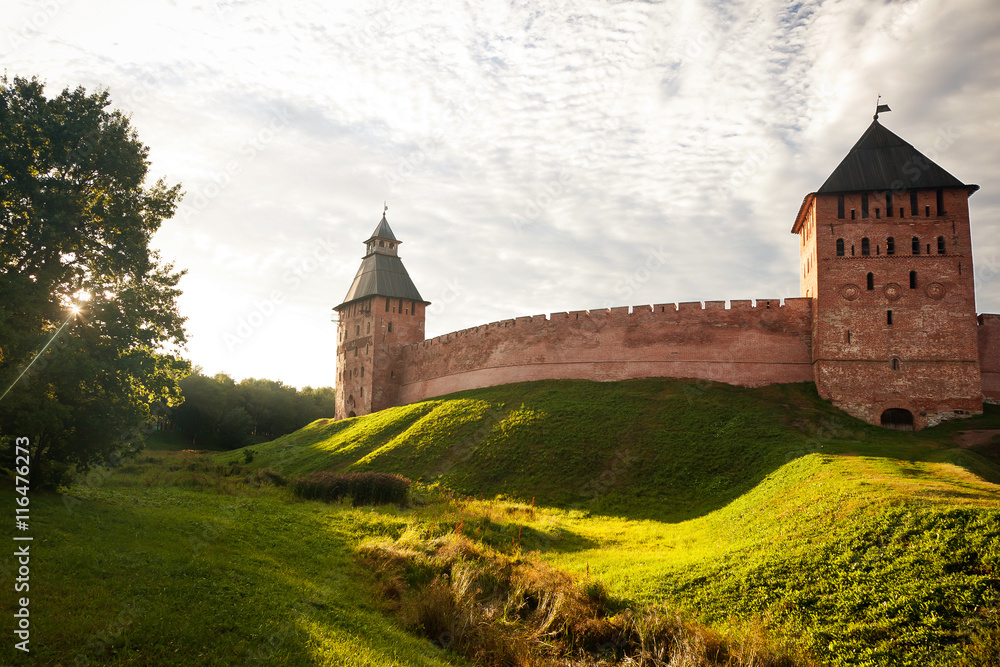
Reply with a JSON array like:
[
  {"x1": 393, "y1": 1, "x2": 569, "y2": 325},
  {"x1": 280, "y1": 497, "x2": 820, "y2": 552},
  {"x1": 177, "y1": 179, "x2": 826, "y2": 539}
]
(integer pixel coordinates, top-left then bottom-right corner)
[
  {"x1": 347, "y1": 411, "x2": 357, "y2": 418},
  {"x1": 881, "y1": 408, "x2": 914, "y2": 431}
]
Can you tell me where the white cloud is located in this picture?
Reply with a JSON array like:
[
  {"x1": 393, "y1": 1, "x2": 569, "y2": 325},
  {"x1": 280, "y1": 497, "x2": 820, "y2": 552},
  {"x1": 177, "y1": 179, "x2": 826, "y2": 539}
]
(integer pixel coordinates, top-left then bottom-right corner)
[{"x1": 3, "y1": 0, "x2": 998, "y2": 387}]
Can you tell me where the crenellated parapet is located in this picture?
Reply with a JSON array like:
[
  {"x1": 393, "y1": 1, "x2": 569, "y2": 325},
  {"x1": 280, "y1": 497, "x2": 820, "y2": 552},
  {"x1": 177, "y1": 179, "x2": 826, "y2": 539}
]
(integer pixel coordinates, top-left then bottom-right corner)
[{"x1": 395, "y1": 298, "x2": 814, "y2": 405}]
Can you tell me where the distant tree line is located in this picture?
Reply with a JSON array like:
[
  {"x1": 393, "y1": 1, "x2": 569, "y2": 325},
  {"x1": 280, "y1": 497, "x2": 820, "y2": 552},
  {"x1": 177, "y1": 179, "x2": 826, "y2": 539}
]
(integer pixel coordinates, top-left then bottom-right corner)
[{"x1": 168, "y1": 370, "x2": 336, "y2": 449}]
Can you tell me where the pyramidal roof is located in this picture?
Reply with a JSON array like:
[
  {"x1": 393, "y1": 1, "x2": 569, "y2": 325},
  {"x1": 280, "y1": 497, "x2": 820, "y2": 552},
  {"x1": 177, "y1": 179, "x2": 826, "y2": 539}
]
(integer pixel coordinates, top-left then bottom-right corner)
[
  {"x1": 817, "y1": 119, "x2": 969, "y2": 194},
  {"x1": 335, "y1": 215, "x2": 424, "y2": 310},
  {"x1": 367, "y1": 214, "x2": 398, "y2": 242}
]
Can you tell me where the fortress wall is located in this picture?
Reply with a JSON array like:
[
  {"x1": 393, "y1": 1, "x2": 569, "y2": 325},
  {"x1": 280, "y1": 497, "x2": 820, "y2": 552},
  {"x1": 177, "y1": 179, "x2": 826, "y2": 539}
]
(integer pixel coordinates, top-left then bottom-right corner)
[
  {"x1": 395, "y1": 298, "x2": 814, "y2": 405},
  {"x1": 980, "y1": 314, "x2": 1000, "y2": 401}
]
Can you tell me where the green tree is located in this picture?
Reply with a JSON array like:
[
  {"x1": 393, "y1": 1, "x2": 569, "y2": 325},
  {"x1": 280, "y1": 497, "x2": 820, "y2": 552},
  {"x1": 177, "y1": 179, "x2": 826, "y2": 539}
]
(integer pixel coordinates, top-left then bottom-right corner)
[{"x1": 0, "y1": 75, "x2": 189, "y2": 487}]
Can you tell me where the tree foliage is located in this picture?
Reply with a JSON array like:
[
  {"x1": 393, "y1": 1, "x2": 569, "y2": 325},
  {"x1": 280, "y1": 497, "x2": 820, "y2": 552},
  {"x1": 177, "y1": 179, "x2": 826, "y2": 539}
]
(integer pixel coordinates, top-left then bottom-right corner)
[
  {"x1": 169, "y1": 371, "x2": 336, "y2": 449},
  {"x1": 0, "y1": 75, "x2": 188, "y2": 486}
]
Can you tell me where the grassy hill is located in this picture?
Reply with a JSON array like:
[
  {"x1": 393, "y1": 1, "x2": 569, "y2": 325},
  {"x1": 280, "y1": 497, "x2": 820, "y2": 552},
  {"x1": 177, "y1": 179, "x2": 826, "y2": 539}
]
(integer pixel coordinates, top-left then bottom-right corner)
[
  {"x1": 14, "y1": 378, "x2": 1000, "y2": 665},
  {"x1": 217, "y1": 378, "x2": 1000, "y2": 664}
]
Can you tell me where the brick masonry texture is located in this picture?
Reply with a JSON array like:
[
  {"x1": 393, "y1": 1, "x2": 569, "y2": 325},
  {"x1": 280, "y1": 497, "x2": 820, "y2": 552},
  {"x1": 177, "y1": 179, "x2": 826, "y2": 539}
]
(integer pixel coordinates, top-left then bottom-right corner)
[{"x1": 334, "y1": 134, "x2": 999, "y2": 429}]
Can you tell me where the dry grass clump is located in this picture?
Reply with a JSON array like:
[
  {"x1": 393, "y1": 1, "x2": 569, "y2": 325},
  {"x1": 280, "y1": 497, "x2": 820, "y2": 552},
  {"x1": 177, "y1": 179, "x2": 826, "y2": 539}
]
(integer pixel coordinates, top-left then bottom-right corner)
[
  {"x1": 292, "y1": 471, "x2": 410, "y2": 506},
  {"x1": 359, "y1": 531, "x2": 814, "y2": 666}
]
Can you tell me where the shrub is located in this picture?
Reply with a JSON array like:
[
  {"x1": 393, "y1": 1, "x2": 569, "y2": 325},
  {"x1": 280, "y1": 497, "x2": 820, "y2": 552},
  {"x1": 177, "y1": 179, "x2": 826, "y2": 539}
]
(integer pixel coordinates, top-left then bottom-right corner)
[{"x1": 292, "y1": 471, "x2": 411, "y2": 506}]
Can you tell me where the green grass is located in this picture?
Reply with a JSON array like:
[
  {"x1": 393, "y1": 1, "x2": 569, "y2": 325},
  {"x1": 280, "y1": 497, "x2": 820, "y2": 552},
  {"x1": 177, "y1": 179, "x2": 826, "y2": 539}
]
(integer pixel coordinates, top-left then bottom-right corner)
[
  {"x1": 10, "y1": 379, "x2": 1000, "y2": 665},
  {"x1": 3, "y1": 452, "x2": 468, "y2": 666},
  {"x1": 219, "y1": 379, "x2": 1000, "y2": 664}
]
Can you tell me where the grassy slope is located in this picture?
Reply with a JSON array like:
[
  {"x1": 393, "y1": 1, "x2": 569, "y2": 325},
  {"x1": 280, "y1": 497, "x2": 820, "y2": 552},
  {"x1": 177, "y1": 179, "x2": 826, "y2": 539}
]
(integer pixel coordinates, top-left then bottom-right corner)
[
  {"x1": 4, "y1": 454, "x2": 466, "y2": 667},
  {"x1": 221, "y1": 379, "x2": 1000, "y2": 664}
]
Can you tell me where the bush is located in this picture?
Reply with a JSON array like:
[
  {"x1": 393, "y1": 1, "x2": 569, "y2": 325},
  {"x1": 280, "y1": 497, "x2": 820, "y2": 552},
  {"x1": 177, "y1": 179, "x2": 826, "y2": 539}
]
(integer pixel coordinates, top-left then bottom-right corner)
[{"x1": 292, "y1": 471, "x2": 411, "y2": 506}]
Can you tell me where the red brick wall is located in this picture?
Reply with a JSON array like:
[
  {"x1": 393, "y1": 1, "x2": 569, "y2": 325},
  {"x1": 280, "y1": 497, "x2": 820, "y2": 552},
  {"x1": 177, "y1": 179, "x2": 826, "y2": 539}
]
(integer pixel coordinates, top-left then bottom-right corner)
[
  {"x1": 335, "y1": 296, "x2": 425, "y2": 419},
  {"x1": 395, "y1": 298, "x2": 813, "y2": 405},
  {"x1": 980, "y1": 314, "x2": 1000, "y2": 402},
  {"x1": 805, "y1": 187, "x2": 983, "y2": 428}
]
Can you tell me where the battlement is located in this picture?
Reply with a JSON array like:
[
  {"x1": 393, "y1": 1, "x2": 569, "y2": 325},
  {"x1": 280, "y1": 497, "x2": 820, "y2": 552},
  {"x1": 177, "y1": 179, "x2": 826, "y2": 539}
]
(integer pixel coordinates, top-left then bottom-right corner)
[
  {"x1": 394, "y1": 297, "x2": 815, "y2": 406},
  {"x1": 407, "y1": 297, "x2": 812, "y2": 352}
]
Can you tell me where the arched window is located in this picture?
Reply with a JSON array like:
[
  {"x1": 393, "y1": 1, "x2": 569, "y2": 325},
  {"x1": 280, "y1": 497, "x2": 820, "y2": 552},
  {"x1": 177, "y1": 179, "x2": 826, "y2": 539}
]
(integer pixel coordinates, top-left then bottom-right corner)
[
  {"x1": 387, "y1": 322, "x2": 393, "y2": 333},
  {"x1": 836, "y1": 239, "x2": 845, "y2": 256},
  {"x1": 867, "y1": 272, "x2": 874, "y2": 290},
  {"x1": 861, "y1": 238, "x2": 870, "y2": 256},
  {"x1": 891, "y1": 357, "x2": 900, "y2": 371},
  {"x1": 886, "y1": 237, "x2": 895, "y2": 255},
  {"x1": 367, "y1": 322, "x2": 371, "y2": 334},
  {"x1": 887, "y1": 310, "x2": 894, "y2": 325},
  {"x1": 356, "y1": 324, "x2": 360, "y2": 336},
  {"x1": 361, "y1": 366, "x2": 364, "y2": 377},
  {"x1": 937, "y1": 236, "x2": 945, "y2": 254},
  {"x1": 912, "y1": 237, "x2": 920, "y2": 254},
  {"x1": 909, "y1": 271, "x2": 917, "y2": 289}
]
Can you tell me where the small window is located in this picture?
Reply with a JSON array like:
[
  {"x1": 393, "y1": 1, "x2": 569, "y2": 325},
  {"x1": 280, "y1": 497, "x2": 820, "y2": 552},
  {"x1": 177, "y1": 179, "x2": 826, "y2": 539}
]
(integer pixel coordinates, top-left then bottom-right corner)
[
  {"x1": 385, "y1": 298, "x2": 390, "y2": 312},
  {"x1": 912, "y1": 237, "x2": 920, "y2": 255},
  {"x1": 846, "y1": 330, "x2": 851, "y2": 344},
  {"x1": 379, "y1": 240, "x2": 385, "y2": 247},
  {"x1": 899, "y1": 207, "x2": 904, "y2": 218},
  {"x1": 887, "y1": 237, "x2": 895, "y2": 255},
  {"x1": 361, "y1": 366, "x2": 364, "y2": 377},
  {"x1": 862, "y1": 238, "x2": 870, "y2": 256},
  {"x1": 887, "y1": 310, "x2": 893, "y2": 325},
  {"x1": 862, "y1": 193, "x2": 869, "y2": 218},
  {"x1": 399, "y1": 299, "x2": 403, "y2": 313},
  {"x1": 910, "y1": 190, "x2": 918, "y2": 216},
  {"x1": 360, "y1": 387, "x2": 363, "y2": 397},
  {"x1": 910, "y1": 271, "x2": 917, "y2": 289},
  {"x1": 838, "y1": 194, "x2": 845, "y2": 219},
  {"x1": 387, "y1": 322, "x2": 393, "y2": 333},
  {"x1": 389, "y1": 243, "x2": 395, "y2": 249},
  {"x1": 867, "y1": 272, "x2": 874, "y2": 290},
  {"x1": 875, "y1": 208, "x2": 881, "y2": 219},
  {"x1": 851, "y1": 209, "x2": 856, "y2": 220},
  {"x1": 886, "y1": 191, "x2": 893, "y2": 217},
  {"x1": 354, "y1": 348, "x2": 358, "y2": 358},
  {"x1": 891, "y1": 357, "x2": 900, "y2": 371},
  {"x1": 936, "y1": 188, "x2": 945, "y2": 215},
  {"x1": 851, "y1": 245, "x2": 855, "y2": 257},
  {"x1": 367, "y1": 322, "x2": 371, "y2": 334},
  {"x1": 925, "y1": 205, "x2": 930, "y2": 217},
  {"x1": 356, "y1": 324, "x2": 360, "y2": 336},
  {"x1": 937, "y1": 236, "x2": 945, "y2": 254},
  {"x1": 836, "y1": 239, "x2": 845, "y2": 256}
]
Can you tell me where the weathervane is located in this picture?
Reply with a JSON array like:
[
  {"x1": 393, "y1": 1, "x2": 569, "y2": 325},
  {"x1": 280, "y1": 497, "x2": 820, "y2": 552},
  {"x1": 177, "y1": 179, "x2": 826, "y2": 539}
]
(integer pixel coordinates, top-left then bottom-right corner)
[
  {"x1": 384, "y1": 201, "x2": 388, "y2": 216},
  {"x1": 874, "y1": 94, "x2": 891, "y2": 120}
]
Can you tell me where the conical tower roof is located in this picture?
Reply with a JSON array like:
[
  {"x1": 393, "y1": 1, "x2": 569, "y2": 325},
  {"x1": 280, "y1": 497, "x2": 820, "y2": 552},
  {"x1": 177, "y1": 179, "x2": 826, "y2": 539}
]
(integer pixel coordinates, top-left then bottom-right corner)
[
  {"x1": 817, "y1": 119, "x2": 969, "y2": 193},
  {"x1": 366, "y1": 214, "x2": 398, "y2": 242},
  {"x1": 335, "y1": 213, "x2": 425, "y2": 310}
]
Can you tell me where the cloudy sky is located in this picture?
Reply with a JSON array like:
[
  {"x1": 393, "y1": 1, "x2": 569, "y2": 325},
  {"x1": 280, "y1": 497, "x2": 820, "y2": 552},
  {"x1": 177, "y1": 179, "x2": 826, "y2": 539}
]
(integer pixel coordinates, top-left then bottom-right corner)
[{"x1": 4, "y1": 0, "x2": 999, "y2": 388}]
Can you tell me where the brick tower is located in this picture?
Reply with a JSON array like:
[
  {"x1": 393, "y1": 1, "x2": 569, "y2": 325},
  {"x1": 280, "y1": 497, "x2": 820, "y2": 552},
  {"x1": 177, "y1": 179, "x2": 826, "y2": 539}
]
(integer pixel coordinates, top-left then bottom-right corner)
[
  {"x1": 792, "y1": 116, "x2": 982, "y2": 430},
  {"x1": 333, "y1": 210, "x2": 428, "y2": 419}
]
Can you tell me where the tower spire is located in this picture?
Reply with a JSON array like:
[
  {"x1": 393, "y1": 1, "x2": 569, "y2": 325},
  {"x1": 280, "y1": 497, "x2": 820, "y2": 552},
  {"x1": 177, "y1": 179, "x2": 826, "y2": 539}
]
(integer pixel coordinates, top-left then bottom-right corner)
[{"x1": 873, "y1": 94, "x2": 891, "y2": 121}]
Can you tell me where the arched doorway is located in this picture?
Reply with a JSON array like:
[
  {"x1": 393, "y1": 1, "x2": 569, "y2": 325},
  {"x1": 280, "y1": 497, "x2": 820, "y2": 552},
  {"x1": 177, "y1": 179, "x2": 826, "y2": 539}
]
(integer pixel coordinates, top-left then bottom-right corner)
[
  {"x1": 347, "y1": 411, "x2": 356, "y2": 418},
  {"x1": 881, "y1": 408, "x2": 914, "y2": 431}
]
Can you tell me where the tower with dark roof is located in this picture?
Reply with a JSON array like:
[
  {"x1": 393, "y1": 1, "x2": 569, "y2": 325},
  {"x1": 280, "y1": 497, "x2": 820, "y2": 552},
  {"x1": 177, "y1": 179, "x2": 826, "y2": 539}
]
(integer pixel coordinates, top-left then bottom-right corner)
[
  {"x1": 333, "y1": 212, "x2": 428, "y2": 419},
  {"x1": 792, "y1": 118, "x2": 983, "y2": 429}
]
